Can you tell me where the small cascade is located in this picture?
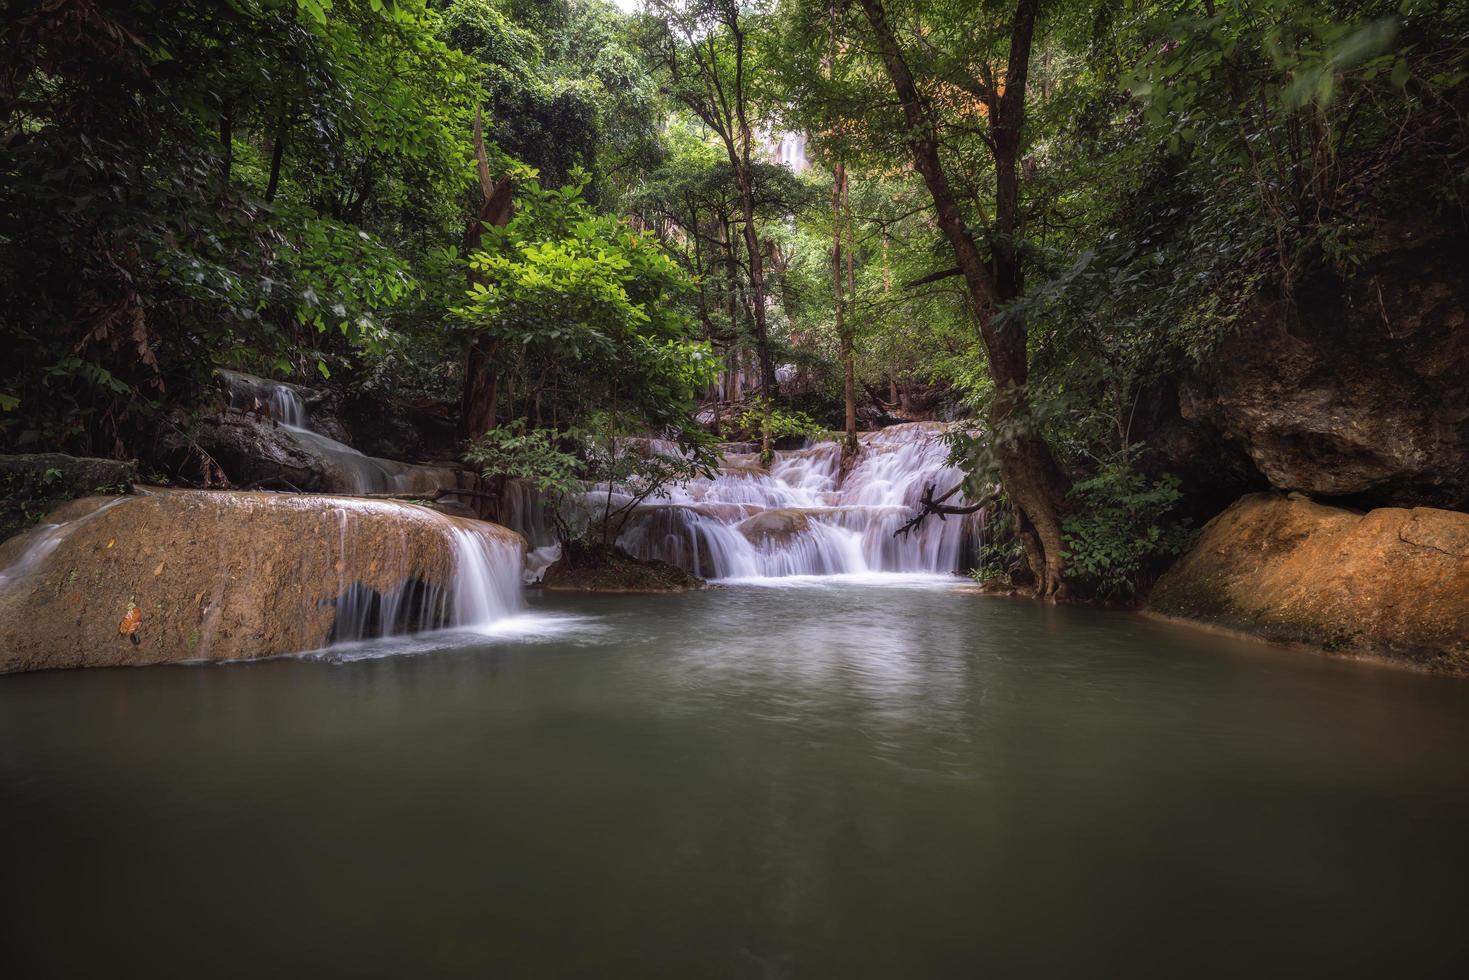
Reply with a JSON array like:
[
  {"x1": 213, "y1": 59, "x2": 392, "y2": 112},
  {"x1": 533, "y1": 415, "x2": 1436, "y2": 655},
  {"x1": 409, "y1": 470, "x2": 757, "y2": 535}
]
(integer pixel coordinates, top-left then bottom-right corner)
[
  {"x1": 0, "y1": 489, "x2": 528, "y2": 670},
  {"x1": 268, "y1": 385, "x2": 307, "y2": 429},
  {"x1": 444, "y1": 526, "x2": 525, "y2": 629},
  {"x1": 221, "y1": 370, "x2": 461, "y2": 496},
  {"x1": 610, "y1": 422, "x2": 984, "y2": 580},
  {"x1": 315, "y1": 503, "x2": 527, "y2": 644}
]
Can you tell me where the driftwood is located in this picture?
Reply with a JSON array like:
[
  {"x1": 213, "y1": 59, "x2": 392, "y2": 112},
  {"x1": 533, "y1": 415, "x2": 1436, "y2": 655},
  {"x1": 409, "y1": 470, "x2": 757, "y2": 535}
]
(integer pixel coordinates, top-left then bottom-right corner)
[{"x1": 894, "y1": 482, "x2": 992, "y2": 537}]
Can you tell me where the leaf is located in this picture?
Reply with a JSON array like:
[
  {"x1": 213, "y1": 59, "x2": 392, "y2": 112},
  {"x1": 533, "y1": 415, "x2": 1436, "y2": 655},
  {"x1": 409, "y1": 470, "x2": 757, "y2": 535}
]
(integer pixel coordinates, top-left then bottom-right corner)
[
  {"x1": 119, "y1": 602, "x2": 141, "y2": 638},
  {"x1": 317, "y1": 359, "x2": 331, "y2": 380},
  {"x1": 1390, "y1": 57, "x2": 1410, "y2": 88}
]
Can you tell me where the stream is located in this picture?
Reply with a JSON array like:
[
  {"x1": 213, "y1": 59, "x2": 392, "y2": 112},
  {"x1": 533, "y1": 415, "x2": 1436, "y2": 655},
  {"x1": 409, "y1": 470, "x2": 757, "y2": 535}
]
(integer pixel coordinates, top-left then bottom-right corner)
[{"x1": 4, "y1": 579, "x2": 1469, "y2": 978}]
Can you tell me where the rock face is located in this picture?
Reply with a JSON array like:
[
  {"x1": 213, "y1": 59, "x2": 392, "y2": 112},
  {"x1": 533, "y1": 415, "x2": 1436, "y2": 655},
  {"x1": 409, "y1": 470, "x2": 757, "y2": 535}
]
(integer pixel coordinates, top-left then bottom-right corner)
[
  {"x1": 738, "y1": 507, "x2": 812, "y2": 546},
  {"x1": 1168, "y1": 222, "x2": 1469, "y2": 510},
  {"x1": 0, "y1": 490, "x2": 523, "y2": 672},
  {"x1": 0, "y1": 453, "x2": 137, "y2": 541},
  {"x1": 1147, "y1": 493, "x2": 1469, "y2": 672},
  {"x1": 171, "y1": 410, "x2": 467, "y2": 496}
]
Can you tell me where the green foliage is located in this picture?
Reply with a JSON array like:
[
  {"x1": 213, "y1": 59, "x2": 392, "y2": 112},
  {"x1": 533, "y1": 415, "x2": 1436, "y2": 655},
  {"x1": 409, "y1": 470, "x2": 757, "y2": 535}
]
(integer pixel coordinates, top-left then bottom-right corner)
[
  {"x1": 1062, "y1": 452, "x2": 1196, "y2": 600},
  {"x1": 456, "y1": 170, "x2": 718, "y2": 435},
  {"x1": 465, "y1": 419, "x2": 582, "y2": 497},
  {"x1": 735, "y1": 400, "x2": 823, "y2": 442}
]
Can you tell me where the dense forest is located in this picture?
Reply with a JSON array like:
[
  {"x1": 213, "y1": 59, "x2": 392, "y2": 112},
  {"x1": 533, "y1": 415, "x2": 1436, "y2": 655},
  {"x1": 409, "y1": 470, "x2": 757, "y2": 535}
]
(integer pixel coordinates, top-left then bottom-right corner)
[{"x1": 3, "y1": 0, "x2": 1466, "y2": 602}]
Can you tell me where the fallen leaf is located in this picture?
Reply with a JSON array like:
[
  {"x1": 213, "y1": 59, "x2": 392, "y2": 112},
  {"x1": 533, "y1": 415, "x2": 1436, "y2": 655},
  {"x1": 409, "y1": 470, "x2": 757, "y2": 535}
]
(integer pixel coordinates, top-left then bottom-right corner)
[{"x1": 119, "y1": 602, "x2": 141, "y2": 638}]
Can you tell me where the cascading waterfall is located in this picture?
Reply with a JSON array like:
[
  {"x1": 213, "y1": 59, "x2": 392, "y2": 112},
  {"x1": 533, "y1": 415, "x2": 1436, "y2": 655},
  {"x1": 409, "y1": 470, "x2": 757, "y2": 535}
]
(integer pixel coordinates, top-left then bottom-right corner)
[
  {"x1": 269, "y1": 384, "x2": 307, "y2": 429},
  {"x1": 222, "y1": 371, "x2": 460, "y2": 496},
  {"x1": 560, "y1": 422, "x2": 984, "y2": 581}
]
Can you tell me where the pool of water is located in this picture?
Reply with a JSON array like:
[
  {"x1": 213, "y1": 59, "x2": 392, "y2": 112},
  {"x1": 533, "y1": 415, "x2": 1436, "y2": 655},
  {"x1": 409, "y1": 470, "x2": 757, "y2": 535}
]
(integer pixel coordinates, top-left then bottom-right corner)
[{"x1": 4, "y1": 581, "x2": 1468, "y2": 977}]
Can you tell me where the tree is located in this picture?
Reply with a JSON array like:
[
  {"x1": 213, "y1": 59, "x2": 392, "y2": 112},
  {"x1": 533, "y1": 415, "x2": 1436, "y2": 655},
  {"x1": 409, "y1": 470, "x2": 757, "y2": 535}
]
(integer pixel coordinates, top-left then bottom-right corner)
[
  {"x1": 852, "y1": 0, "x2": 1072, "y2": 596},
  {"x1": 641, "y1": 0, "x2": 780, "y2": 398}
]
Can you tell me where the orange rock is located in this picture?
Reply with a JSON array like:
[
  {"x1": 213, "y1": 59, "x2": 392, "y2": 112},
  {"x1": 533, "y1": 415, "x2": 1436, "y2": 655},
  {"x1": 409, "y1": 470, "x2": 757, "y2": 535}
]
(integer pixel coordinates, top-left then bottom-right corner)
[{"x1": 1148, "y1": 493, "x2": 1469, "y2": 672}]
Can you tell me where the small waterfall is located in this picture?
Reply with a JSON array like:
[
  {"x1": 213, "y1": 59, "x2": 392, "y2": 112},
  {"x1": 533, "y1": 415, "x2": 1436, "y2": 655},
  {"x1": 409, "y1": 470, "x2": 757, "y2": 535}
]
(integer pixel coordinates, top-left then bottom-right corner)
[
  {"x1": 268, "y1": 385, "x2": 307, "y2": 429},
  {"x1": 0, "y1": 490, "x2": 528, "y2": 668},
  {"x1": 612, "y1": 423, "x2": 983, "y2": 580},
  {"x1": 325, "y1": 506, "x2": 525, "y2": 644},
  {"x1": 221, "y1": 371, "x2": 461, "y2": 496},
  {"x1": 445, "y1": 526, "x2": 525, "y2": 629}
]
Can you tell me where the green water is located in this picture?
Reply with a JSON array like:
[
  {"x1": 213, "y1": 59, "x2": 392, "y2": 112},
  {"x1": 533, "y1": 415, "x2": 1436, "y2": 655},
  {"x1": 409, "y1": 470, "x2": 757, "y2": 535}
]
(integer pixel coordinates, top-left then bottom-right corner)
[{"x1": 3, "y1": 579, "x2": 1468, "y2": 978}]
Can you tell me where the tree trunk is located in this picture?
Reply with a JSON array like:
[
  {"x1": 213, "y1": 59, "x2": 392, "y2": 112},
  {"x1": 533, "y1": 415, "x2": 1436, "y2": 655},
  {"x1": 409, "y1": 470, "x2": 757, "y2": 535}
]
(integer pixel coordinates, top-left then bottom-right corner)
[
  {"x1": 462, "y1": 110, "x2": 515, "y2": 440},
  {"x1": 264, "y1": 110, "x2": 287, "y2": 203},
  {"x1": 857, "y1": 0, "x2": 1071, "y2": 596},
  {"x1": 737, "y1": 166, "x2": 778, "y2": 397},
  {"x1": 833, "y1": 160, "x2": 858, "y2": 457},
  {"x1": 218, "y1": 109, "x2": 233, "y2": 184}
]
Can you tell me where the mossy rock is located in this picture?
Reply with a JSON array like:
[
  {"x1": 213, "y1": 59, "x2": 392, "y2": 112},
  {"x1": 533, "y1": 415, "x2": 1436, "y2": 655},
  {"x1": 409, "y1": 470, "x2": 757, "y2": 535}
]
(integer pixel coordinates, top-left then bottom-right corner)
[
  {"x1": 541, "y1": 540, "x2": 707, "y2": 593},
  {"x1": 0, "y1": 454, "x2": 136, "y2": 542}
]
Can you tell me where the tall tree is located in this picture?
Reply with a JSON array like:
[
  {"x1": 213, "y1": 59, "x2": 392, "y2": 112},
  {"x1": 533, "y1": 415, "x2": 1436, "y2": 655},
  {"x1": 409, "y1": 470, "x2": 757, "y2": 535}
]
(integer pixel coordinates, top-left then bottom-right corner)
[
  {"x1": 643, "y1": 0, "x2": 779, "y2": 398},
  {"x1": 854, "y1": 0, "x2": 1071, "y2": 595}
]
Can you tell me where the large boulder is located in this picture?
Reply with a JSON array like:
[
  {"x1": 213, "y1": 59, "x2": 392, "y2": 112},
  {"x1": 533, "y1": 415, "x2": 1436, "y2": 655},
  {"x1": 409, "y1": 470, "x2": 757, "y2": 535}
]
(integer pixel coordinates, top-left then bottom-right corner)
[
  {"x1": 0, "y1": 490, "x2": 524, "y2": 672},
  {"x1": 1168, "y1": 221, "x2": 1469, "y2": 510},
  {"x1": 1147, "y1": 493, "x2": 1469, "y2": 672},
  {"x1": 738, "y1": 507, "x2": 813, "y2": 546}
]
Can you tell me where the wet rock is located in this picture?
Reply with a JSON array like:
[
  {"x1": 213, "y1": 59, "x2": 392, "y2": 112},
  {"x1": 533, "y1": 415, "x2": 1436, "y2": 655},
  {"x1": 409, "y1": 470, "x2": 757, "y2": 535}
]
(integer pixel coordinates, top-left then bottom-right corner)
[
  {"x1": 541, "y1": 539, "x2": 706, "y2": 593},
  {"x1": 0, "y1": 453, "x2": 136, "y2": 542},
  {"x1": 174, "y1": 411, "x2": 469, "y2": 497},
  {"x1": 1147, "y1": 493, "x2": 1469, "y2": 672},
  {"x1": 0, "y1": 489, "x2": 523, "y2": 672},
  {"x1": 738, "y1": 508, "x2": 812, "y2": 546}
]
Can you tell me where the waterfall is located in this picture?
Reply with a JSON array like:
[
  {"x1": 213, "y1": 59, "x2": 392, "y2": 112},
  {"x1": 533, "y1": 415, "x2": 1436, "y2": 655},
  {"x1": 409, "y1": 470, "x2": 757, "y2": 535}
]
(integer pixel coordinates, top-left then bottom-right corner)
[
  {"x1": 221, "y1": 371, "x2": 461, "y2": 496},
  {"x1": 0, "y1": 490, "x2": 528, "y2": 668},
  {"x1": 269, "y1": 385, "x2": 307, "y2": 429},
  {"x1": 445, "y1": 525, "x2": 525, "y2": 629},
  {"x1": 606, "y1": 423, "x2": 983, "y2": 580},
  {"x1": 319, "y1": 503, "x2": 526, "y2": 644}
]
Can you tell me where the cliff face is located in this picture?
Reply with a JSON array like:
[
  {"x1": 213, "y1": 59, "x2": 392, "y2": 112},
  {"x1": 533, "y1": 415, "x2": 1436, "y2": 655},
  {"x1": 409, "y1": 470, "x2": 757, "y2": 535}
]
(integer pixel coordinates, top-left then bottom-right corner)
[{"x1": 1172, "y1": 220, "x2": 1469, "y2": 511}]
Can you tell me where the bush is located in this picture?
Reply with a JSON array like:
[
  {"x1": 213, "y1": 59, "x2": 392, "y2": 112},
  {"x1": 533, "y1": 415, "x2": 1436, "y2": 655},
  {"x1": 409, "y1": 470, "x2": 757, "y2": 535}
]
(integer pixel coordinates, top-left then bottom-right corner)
[{"x1": 1062, "y1": 450, "x2": 1196, "y2": 601}]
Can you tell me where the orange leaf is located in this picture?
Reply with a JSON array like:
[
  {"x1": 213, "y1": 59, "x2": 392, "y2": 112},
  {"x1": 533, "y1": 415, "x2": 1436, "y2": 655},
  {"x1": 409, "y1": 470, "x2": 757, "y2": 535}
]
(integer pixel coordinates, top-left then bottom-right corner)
[{"x1": 119, "y1": 605, "x2": 141, "y2": 637}]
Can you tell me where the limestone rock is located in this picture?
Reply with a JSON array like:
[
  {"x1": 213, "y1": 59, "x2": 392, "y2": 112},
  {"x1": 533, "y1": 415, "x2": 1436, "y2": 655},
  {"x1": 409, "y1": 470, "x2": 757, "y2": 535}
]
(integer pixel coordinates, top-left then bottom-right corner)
[
  {"x1": 0, "y1": 490, "x2": 523, "y2": 672},
  {"x1": 1147, "y1": 493, "x2": 1469, "y2": 672},
  {"x1": 1171, "y1": 223, "x2": 1469, "y2": 509}
]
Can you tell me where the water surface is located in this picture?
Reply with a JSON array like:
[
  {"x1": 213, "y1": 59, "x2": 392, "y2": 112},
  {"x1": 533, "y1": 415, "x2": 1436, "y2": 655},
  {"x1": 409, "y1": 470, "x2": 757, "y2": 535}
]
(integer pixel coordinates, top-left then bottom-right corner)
[{"x1": 4, "y1": 582, "x2": 1468, "y2": 978}]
